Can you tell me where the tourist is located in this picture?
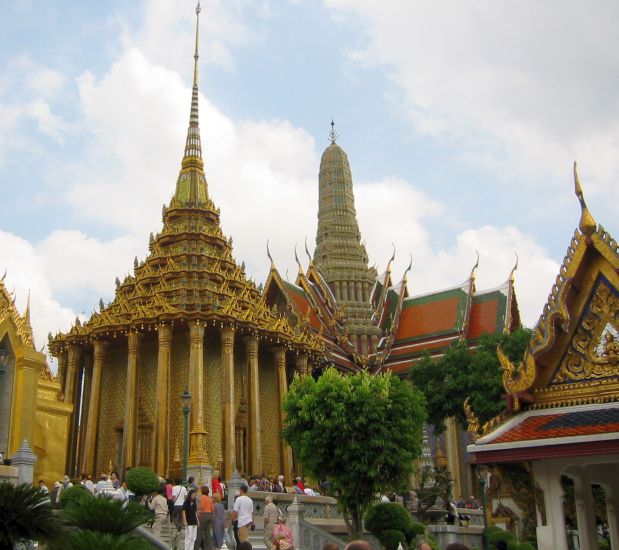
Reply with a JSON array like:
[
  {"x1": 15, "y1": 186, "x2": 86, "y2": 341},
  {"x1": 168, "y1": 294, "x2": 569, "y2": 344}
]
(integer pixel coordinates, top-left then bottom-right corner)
[
  {"x1": 148, "y1": 486, "x2": 169, "y2": 537},
  {"x1": 232, "y1": 485, "x2": 254, "y2": 543},
  {"x1": 165, "y1": 478, "x2": 174, "y2": 515},
  {"x1": 303, "y1": 485, "x2": 316, "y2": 497},
  {"x1": 344, "y1": 541, "x2": 371, "y2": 550},
  {"x1": 96, "y1": 473, "x2": 115, "y2": 496},
  {"x1": 172, "y1": 478, "x2": 188, "y2": 532},
  {"x1": 249, "y1": 477, "x2": 260, "y2": 491},
  {"x1": 465, "y1": 495, "x2": 479, "y2": 509},
  {"x1": 110, "y1": 471, "x2": 121, "y2": 489},
  {"x1": 212, "y1": 474, "x2": 224, "y2": 499},
  {"x1": 196, "y1": 485, "x2": 214, "y2": 550},
  {"x1": 182, "y1": 489, "x2": 199, "y2": 550},
  {"x1": 212, "y1": 493, "x2": 226, "y2": 549},
  {"x1": 417, "y1": 543, "x2": 432, "y2": 550},
  {"x1": 293, "y1": 477, "x2": 304, "y2": 494},
  {"x1": 272, "y1": 515, "x2": 293, "y2": 550},
  {"x1": 38, "y1": 479, "x2": 49, "y2": 494},
  {"x1": 273, "y1": 475, "x2": 285, "y2": 493},
  {"x1": 50, "y1": 481, "x2": 61, "y2": 508},
  {"x1": 188, "y1": 476, "x2": 199, "y2": 491},
  {"x1": 238, "y1": 543, "x2": 253, "y2": 550},
  {"x1": 263, "y1": 495, "x2": 278, "y2": 550},
  {"x1": 323, "y1": 544, "x2": 339, "y2": 550},
  {"x1": 113, "y1": 480, "x2": 132, "y2": 502}
]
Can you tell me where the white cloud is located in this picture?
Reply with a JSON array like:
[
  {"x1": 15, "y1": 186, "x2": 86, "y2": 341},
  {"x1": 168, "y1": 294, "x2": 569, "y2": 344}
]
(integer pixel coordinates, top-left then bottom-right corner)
[
  {"x1": 325, "y1": 0, "x2": 619, "y2": 199},
  {"x1": 0, "y1": 231, "x2": 76, "y2": 351}
]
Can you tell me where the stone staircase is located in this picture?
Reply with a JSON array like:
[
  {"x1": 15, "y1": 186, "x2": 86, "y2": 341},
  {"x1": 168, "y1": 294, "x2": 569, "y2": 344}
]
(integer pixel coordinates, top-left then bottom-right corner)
[{"x1": 144, "y1": 518, "x2": 268, "y2": 549}]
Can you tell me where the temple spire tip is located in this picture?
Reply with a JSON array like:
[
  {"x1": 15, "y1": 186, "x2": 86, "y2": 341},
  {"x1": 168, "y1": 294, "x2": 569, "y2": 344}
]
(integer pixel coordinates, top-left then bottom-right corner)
[{"x1": 329, "y1": 118, "x2": 338, "y2": 144}]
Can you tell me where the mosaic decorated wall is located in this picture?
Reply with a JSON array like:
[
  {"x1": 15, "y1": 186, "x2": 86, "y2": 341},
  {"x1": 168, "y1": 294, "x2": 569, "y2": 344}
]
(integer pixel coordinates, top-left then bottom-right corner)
[
  {"x1": 96, "y1": 340, "x2": 127, "y2": 474},
  {"x1": 205, "y1": 329, "x2": 223, "y2": 473},
  {"x1": 168, "y1": 327, "x2": 190, "y2": 476},
  {"x1": 258, "y1": 346, "x2": 280, "y2": 477},
  {"x1": 137, "y1": 334, "x2": 157, "y2": 468}
]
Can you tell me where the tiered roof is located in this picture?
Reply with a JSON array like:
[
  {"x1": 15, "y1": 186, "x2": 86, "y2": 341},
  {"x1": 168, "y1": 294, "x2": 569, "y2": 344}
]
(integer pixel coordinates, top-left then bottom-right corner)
[
  {"x1": 48, "y1": 6, "x2": 322, "y2": 358},
  {"x1": 263, "y1": 250, "x2": 519, "y2": 374},
  {"x1": 467, "y1": 164, "x2": 619, "y2": 463}
]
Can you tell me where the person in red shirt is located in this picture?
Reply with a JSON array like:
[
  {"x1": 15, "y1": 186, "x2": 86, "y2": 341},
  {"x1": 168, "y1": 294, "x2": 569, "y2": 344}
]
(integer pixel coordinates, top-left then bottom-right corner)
[{"x1": 211, "y1": 476, "x2": 224, "y2": 499}]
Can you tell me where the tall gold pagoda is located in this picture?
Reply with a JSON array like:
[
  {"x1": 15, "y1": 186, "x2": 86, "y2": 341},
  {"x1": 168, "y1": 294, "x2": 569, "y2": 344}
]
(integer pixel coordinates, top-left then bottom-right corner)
[{"x1": 49, "y1": 3, "x2": 321, "y2": 483}]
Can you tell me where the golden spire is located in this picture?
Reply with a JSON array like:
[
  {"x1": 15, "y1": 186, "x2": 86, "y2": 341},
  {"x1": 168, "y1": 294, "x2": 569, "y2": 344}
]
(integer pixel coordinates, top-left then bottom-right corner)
[
  {"x1": 329, "y1": 118, "x2": 338, "y2": 144},
  {"x1": 573, "y1": 161, "x2": 596, "y2": 236},
  {"x1": 182, "y1": 1, "x2": 204, "y2": 171}
]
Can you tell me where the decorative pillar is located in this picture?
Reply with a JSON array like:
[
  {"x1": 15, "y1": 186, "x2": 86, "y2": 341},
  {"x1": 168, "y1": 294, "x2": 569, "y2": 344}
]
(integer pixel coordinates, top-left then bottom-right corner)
[
  {"x1": 64, "y1": 345, "x2": 82, "y2": 476},
  {"x1": 356, "y1": 281, "x2": 363, "y2": 304},
  {"x1": 334, "y1": 281, "x2": 341, "y2": 302},
  {"x1": 532, "y1": 460, "x2": 568, "y2": 550},
  {"x1": 188, "y1": 322, "x2": 210, "y2": 485},
  {"x1": 341, "y1": 281, "x2": 348, "y2": 301},
  {"x1": 572, "y1": 468, "x2": 598, "y2": 550},
  {"x1": 295, "y1": 353, "x2": 309, "y2": 377},
  {"x1": 122, "y1": 331, "x2": 140, "y2": 473},
  {"x1": 77, "y1": 353, "x2": 92, "y2": 475},
  {"x1": 245, "y1": 335, "x2": 261, "y2": 476},
  {"x1": 154, "y1": 324, "x2": 171, "y2": 477},
  {"x1": 83, "y1": 341, "x2": 107, "y2": 476},
  {"x1": 274, "y1": 346, "x2": 292, "y2": 482},
  {"x1": 221, "y1": 326, "x2": 235, "y2": 480},
  {"x1": 57, "y1": 351, "x2": 67, "y2": 395},
  {"x1": 349, "y1": 281, "x2": 356, "y2": 301},
  {"x1": 605, "y1": 482, "x2": 619, "y2": 550}
]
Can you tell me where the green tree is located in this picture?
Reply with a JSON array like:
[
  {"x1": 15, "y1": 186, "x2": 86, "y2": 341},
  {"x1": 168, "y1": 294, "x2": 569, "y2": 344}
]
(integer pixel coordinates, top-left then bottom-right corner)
[
  {"x1": 282, "y1": 368, "x2": 427, "y2": 538},
  {"x1": 410, "y1": 327, "x2": 532, "y2": 432},
  {"x1": 125, "y1": 466, "x2": 159, "y2": 496}
]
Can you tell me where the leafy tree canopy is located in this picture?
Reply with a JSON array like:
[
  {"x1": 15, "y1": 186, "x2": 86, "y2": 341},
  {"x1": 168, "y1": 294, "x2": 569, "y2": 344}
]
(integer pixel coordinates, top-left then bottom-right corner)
[
  {"x1": 125, "y1": 466, "x2": 160, "y2": 496},
  {"x1": 409, "y1": 327, "x2": 532, "y2": 433},
  {"x1": 282, "y1": 367, "x2": 427, "y2": 536}
]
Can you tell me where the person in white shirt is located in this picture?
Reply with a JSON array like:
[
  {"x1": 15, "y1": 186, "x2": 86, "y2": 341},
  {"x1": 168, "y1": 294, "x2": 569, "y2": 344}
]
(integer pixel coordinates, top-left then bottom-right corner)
[
  {"x1": 232, "y1": 485, "x2": 254, "y2": 543},
  {"x1": 171, "y1": 479, "x2": 188, "y2": 532}
]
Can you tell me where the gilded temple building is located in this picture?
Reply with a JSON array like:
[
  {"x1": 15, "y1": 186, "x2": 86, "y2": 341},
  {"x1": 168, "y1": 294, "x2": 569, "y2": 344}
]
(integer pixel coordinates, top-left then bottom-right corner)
[
  {"x1": 0, "y1": 277, "x2": 72, "y2": 483},
  {"x1": 48, "y1": 5, "x2": 322, "y2": 483},
  {"x1": 468, "y1": 166, "x2": 619, "y2": 550},
  {"x1": 263, "y1": 126, "x2": 521, "y2": 496}
]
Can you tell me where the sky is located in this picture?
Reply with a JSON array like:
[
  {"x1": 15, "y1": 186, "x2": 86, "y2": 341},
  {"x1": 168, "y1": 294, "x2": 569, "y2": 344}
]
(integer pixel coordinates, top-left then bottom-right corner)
[{"x1": 0, "y1": 0, "x2": 618, "y2": 355}]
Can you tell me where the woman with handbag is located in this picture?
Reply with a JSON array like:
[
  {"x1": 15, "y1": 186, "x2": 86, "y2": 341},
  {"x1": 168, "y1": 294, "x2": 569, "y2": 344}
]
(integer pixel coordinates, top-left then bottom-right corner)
[{"x1": 272, "y1": 515, "x2": 294, "y2": 550}]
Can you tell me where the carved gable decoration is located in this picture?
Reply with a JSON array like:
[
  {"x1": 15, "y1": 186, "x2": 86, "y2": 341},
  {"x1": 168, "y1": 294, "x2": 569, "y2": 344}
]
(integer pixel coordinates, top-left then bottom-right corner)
[{"x1": 553, "y1": 275, "x2": 618, "y2": 385}]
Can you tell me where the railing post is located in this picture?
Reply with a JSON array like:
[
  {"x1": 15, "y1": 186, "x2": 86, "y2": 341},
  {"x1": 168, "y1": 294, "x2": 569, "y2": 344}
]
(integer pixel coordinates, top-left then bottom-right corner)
[{"x1": 287, "y1": 495, "x2": 305, "y2": 549}]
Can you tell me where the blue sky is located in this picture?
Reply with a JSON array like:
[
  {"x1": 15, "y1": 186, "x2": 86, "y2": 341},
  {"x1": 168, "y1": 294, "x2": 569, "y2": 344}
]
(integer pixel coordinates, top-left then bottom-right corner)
[{"x1": 1, "y1": 0, "x2": 618, "y2": 349}]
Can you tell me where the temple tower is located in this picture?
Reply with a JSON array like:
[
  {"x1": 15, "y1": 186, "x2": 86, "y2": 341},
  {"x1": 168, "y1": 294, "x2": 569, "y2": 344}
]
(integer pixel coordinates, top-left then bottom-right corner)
[
  {"x1": 314, "y1": 123, "x2": 381, "y2": 354},
  {"x1": 49, "y1": 3, "x2": 321, "y2": 484}
]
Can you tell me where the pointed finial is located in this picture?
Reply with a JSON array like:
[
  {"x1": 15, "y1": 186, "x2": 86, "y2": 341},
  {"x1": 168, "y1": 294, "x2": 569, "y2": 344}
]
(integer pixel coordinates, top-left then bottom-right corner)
[
  {"x1": 470, "y1": 250, "x2": 480, "y2": 284},
  {"x1": 509, "y1": 252, "x2": 519, "y2": 283},
  {"x1": 403, "y1": 254, "x2": 413, "y2": 283},
  {"x1": 266, "y1": 239, "x2": 275, "y2": 269},
  {"x1": 304, "y1": 236, "x2": 313, "y2": 265},
  {"x1": 387, "y1": 243, "x2": 396, "y2": 273},
  {"x1": 573, "y1": 161, "x2": 596, "y2": 236},
  {"x1": 1, "y1": 269, "x2": 6, "y2": 284},
  {"x1": 329, "y1": 118, "x2": 338, "y2": 144},
  {"x1": 294, "y1": 245, "x2": 303, "y2": 274},
  {"x1": 24, "y1": 289, "x2": 31, "y2": 325}
]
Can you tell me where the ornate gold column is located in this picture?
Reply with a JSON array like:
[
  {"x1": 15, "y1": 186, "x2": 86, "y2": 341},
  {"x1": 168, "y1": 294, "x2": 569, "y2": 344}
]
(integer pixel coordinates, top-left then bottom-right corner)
[
  {"x1": 273, "y1": 346, "x2": 292, "y2": 481},
  {"x1": 122, "y1": 331, "x2": 139, "y2": 473},
  {"x1": 188, "y1": 322, "x2": 209, "y2": 465},
  {"x1": 244, "y1": 334, "x2": 261, "y2": 475},
  {"x1": 154, "y1": 324, "x2": 171, "y2": 476},
  {"x1": 65, "y1": 344, "x2": 82, "y2": 476},
  {"x1": 295, "y1": 353, "x2": 309, "y2": 377},
  {"x1": 221, "y1": 326, "x2": 235, "y2": 480},
  {"x1": 83, "y1": 341, "x2": 107, "y2": 475}
]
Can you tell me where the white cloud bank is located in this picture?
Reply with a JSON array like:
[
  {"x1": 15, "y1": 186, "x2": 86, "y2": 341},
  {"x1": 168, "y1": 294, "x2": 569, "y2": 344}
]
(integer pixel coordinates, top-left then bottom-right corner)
[
  {"x1": 1, "y1": 2, "x2": 567, "y2": 357},
  {"x1": 326, "y1": 0, "x2": 619, "y2": 200}
]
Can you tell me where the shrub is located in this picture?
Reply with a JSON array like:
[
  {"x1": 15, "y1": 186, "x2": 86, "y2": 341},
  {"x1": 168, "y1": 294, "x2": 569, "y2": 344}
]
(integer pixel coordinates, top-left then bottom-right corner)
[
  {"x1": 489, "y1": 527, "x2": 515, "y2": 547},
  {"x1": 125, "y1": 467, "x2": 159, "y2": 496},
  {"x1": 64, "y1": 530, "x2": 153, "y2": 549},
  {"x1": 516, "y1": 543, "x2": 535, "y2": 550},
  {"x1": 365, "y1": 502, "x2": 414, "y2": 537},
  {"x1": 406, "y1": 522, "x2": 425, "y2": 539},
  {"x1": 0, "y1": 483, "x2": 59, "y2": 547},
  {"x1": 62, "y1": 497, "x2": 152, "y2": 535},
  {"x1": 378, "y1": 528, "x2": 406, "y2": 550},
  {"x1": 60, "y1": 484, "x2": 93, "y2": 508}
]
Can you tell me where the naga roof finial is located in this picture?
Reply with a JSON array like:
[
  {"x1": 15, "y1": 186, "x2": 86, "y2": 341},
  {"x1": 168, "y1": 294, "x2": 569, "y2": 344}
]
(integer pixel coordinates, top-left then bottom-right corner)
[
  {"x1": 509, "y1": 252, "x2": 519, "y2": 284},
  {"x1": 329, "y1": 118, "x2": 338, "y2": 144},
  {"x1": 266, "y1": 239, "x2": 275, "y2": 270},
  {"x1": 470, "y1": 250, "x2": 480, "y2": 286},
  {"x1": 294, "y1": 244, "x2": 303, "y2": 274},
  {"x1": 304, "y1": 236, "x2": 313, "y2": 265},
  {"x1": 573, "y1": 161, "x2": 596, "y2": 237}
]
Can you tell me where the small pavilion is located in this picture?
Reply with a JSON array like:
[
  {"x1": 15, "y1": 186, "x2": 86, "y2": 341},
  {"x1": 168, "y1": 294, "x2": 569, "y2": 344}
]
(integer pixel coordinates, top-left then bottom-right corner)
[{"x1": 467, "y1": 164, "x2": 618, "y2": 550}]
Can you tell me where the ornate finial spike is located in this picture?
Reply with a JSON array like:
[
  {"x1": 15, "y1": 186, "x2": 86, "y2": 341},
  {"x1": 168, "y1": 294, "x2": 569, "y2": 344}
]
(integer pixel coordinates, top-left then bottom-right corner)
[
  {"x1": 573, "y1": 161, "x2": 596, "y2": 236},
  {"x1": 509, "y1": 252, "x2": 519, "y2": 283},
  {"x1": 266, "y1": 239, "x2": 275, "y2": 269},
  {"x1": 387, "y1": 243, "x2": 396, "y2": 272},
  {"x1": 294, "y1": 245, "x2": 302, "y2": 273},
  {"x1": 304, "y1": 236, "x2": 313, "y2": 265},
  {"x1": 329, "y1": 118, "x2": 338, "y2": 144}
]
